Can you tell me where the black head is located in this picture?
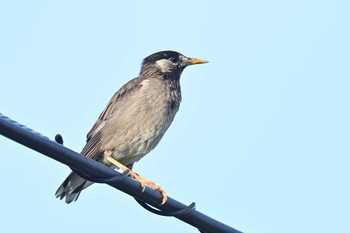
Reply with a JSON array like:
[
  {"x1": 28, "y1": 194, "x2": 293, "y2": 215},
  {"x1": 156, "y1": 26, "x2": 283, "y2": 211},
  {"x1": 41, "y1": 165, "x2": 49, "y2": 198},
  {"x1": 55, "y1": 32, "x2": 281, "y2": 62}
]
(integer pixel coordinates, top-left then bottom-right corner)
[
  {"x1": 141, "y1": 50, "x2": 208, "y2": 76},
  {"x1": 142, "y1": 51, "x2": 183, "y2": 65}
]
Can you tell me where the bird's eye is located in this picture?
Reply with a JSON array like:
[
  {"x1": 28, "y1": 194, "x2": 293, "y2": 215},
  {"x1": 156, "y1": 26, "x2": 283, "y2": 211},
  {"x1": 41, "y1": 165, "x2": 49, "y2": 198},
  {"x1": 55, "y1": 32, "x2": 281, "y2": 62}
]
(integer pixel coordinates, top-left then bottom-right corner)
[{"x1": 169, "y1": 57, "x2": 178, "y2": 63}]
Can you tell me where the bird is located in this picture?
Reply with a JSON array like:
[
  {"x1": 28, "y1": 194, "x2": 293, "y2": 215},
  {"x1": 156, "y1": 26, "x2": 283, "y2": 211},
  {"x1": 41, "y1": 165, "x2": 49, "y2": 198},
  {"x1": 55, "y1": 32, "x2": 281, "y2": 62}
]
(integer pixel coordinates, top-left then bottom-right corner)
[{"x1": 55, "y1": 50, "x2": 208, "y2": 204}]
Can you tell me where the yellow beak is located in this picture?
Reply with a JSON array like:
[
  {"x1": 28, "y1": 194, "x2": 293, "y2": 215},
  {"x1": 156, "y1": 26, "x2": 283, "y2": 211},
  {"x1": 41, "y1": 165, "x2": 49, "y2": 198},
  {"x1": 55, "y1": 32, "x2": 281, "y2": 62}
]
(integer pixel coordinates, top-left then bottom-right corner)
[{"x1": 189, "y1": 57, "x2": 209, "y2": 65}]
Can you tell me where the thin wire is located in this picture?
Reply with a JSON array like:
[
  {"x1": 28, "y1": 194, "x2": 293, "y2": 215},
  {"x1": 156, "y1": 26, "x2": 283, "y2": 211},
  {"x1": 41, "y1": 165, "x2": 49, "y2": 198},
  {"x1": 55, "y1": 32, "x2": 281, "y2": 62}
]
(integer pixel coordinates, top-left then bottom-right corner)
[
  {"x1": 54, "y1": 134, "x2": 197, "y2": 218},
  {"x1": 0, "y1": 113, "x2": 242, "y2": 233}
]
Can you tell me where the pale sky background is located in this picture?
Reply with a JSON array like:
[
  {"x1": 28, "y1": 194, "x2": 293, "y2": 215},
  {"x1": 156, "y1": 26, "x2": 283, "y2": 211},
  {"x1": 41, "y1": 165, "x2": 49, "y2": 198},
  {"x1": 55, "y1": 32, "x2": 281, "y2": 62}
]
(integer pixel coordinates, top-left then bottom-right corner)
[{"x1": 0, "y1": 1, "x2": 349, "y2": 233}]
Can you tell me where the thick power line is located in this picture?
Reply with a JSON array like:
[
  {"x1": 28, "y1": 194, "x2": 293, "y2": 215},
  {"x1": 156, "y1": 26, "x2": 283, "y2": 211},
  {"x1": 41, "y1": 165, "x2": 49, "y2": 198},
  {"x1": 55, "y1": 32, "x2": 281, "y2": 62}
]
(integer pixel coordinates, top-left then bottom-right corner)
[{"x1": 0, "y1": 113, "x2": 242, "y2": 233}]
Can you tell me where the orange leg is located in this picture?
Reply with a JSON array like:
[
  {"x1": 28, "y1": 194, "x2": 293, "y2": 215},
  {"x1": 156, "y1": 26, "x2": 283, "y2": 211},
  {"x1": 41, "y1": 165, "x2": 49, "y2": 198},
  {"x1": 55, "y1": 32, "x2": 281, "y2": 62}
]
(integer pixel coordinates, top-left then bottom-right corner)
[{"x1": 104, "y1": 153, "x2": 167, "y2": 204}]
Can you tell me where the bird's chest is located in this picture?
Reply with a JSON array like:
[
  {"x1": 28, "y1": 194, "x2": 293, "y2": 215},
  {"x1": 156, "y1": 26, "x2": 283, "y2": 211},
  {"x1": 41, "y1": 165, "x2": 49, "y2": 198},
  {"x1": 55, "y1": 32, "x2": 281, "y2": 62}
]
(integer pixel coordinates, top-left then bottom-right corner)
[
  {"x1": 141, "y1": 78, "x2": 180, "y2": 119},
  {"x1": 102, "y1": 78, "x2": 180, "y2": 158},
  {"x1": 139, "y1": 80, "x2": 180, "y2": 139}
]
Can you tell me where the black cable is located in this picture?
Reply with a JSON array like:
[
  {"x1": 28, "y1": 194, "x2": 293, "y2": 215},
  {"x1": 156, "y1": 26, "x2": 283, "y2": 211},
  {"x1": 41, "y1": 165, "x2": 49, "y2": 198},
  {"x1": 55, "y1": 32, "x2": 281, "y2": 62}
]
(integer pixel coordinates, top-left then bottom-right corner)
[
  {"x1": 0, "y1": 113, "x2": 242, "y2": 233},
  {"x1": 54, "y1": 134, "x2": 198, "y2": 218}
]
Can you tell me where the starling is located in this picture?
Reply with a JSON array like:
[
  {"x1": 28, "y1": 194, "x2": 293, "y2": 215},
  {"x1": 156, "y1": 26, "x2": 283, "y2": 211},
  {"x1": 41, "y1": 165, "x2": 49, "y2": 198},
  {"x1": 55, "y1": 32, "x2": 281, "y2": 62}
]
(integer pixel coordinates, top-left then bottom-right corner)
[{"x1": 55, "y1": 50, "x2": 208, "y2": 204}]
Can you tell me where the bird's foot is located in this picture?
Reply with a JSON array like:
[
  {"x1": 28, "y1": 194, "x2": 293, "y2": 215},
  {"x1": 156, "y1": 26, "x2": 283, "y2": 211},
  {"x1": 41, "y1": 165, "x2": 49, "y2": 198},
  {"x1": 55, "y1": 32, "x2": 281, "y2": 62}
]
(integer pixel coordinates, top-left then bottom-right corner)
[
  {"x1": 130, "y1": 171, "x2": 167, "y2": 204},
  {"x1": 104, "y1": 154, "x2": 167, "y2": 204}
]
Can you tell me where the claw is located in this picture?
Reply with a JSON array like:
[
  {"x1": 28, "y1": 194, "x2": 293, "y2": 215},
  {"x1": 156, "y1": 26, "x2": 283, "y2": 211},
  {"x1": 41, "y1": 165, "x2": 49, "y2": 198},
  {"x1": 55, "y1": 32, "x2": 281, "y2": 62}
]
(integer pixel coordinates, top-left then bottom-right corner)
[
  {"x1": 155, "y1": 186, "x2": 167, "y2": 205},
  {"x1": 104, "y1": 153, "x2": 167, "y2": 204},
  {"x1": 129, "y1": 171, "x2": 146, "y2": 192}
]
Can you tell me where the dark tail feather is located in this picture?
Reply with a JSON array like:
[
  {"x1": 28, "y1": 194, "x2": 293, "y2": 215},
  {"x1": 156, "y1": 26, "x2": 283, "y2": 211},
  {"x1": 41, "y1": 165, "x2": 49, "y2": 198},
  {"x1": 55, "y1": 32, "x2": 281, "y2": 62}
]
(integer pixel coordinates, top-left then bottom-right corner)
[{"x1": 55, "y1": 172, "x2": 92, "y2": 204}]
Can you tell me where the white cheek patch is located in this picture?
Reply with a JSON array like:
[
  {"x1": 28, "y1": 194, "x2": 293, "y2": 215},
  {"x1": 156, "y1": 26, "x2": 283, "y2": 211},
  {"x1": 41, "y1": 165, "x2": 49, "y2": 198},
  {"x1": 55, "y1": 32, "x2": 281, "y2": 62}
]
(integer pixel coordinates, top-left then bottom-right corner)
[{"x1": 155, "y1": 59, "x2": 175, "y2": 73}]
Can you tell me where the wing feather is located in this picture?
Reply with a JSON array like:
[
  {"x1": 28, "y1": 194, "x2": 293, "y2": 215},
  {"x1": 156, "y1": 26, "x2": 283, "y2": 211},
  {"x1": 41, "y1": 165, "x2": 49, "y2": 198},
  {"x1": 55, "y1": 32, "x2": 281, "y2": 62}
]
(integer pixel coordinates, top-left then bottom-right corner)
[{"x1": 80, "y1": 77, "x2": 143, "y2": 158}]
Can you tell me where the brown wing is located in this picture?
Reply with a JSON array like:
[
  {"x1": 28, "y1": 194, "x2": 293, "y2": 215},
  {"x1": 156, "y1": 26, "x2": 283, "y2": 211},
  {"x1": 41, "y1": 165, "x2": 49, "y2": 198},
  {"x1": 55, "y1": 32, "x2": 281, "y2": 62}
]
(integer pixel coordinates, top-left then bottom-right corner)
[{"x1": 80, "y1": 76, "x2": 142, "y2": 158}]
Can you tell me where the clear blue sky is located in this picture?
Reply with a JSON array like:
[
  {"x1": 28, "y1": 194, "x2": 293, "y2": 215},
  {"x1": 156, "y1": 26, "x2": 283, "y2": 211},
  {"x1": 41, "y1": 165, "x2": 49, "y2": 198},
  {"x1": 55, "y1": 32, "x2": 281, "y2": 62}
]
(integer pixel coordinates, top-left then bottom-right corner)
[{"x1": 1, "y1": 1, "x2": 349, "y2": 233}]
